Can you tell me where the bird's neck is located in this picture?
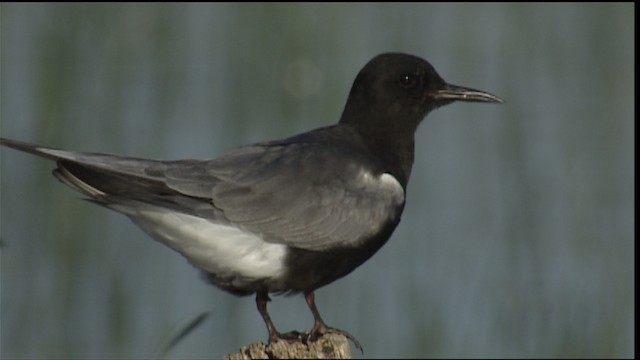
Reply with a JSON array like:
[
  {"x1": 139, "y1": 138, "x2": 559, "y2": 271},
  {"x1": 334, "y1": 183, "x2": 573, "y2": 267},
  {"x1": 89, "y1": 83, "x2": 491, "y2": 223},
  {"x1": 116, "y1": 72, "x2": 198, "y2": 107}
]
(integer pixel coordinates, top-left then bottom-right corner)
[
  {"x1": 370, "y1": 129, "x2": 416, "y2": 187},
  {"x1": 341, "y1": 121, "x2": 416, "y2": 187}
]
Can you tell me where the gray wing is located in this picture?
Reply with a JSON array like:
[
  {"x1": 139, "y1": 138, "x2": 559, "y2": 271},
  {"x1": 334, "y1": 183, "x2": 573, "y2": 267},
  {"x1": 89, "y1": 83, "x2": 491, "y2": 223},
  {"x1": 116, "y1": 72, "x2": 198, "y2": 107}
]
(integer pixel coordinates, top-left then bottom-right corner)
[
  {"x1": 1, "y1": 137, "x2": 406, "y2": 251},
  {"x1": 162, "y1": 141, "x2": 406, "y2": 251}
]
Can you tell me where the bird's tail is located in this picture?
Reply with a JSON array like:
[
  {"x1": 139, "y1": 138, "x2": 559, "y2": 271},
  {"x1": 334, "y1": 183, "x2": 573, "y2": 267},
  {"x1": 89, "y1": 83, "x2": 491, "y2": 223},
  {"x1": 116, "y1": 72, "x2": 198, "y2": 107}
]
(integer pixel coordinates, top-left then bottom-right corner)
[
  {"x1": 1, "y1": 137, "x2": 72, "y2": 161},
  {"x1": 1, "y1": 137, "x2": 168, "y2": 200}
]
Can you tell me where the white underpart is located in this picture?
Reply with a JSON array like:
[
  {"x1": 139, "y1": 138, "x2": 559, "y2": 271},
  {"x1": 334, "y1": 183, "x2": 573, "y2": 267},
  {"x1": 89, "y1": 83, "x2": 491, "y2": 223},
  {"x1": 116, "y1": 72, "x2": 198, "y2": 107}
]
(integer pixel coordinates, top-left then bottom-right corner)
[{"x1": 116, "y1": 206, "x2": 288, "y2": 283}]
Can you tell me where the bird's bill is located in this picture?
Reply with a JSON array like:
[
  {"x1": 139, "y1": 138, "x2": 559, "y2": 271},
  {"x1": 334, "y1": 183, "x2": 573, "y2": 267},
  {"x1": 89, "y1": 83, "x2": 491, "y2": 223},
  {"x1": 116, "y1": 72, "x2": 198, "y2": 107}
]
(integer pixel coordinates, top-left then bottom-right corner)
[{"x1": 431, "y1": 83, "x2": 504, "y2": 103}]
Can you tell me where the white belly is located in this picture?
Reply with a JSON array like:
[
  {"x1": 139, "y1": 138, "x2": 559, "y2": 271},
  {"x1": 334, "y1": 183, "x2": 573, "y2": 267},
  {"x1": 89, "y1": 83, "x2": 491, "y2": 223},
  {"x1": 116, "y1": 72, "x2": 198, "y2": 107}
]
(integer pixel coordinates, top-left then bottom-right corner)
[{"x1": 115, "y1": 204, "x2": 288, "y2": 288}]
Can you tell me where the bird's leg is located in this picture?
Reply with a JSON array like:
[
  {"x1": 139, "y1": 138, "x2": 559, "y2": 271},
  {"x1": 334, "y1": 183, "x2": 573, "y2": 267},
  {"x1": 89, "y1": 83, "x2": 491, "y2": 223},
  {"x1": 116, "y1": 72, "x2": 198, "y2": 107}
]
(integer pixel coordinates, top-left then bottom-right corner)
[
  {"x1": 255, "y1": 290, "x2": 303, "y2": 343},
  {"x1": 304, "y1": 291, "x2": 364, "y2": 353}
]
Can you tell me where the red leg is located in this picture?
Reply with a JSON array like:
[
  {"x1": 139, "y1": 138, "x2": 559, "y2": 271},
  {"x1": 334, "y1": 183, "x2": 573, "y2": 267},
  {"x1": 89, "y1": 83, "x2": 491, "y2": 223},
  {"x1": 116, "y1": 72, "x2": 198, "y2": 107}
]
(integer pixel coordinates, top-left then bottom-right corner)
[
  {"x1": 256, "y1": 291, "x2": 303, "y2": 343},
  {"x1": 304, "y1": 291, "x2": 363, "y2": 353}
]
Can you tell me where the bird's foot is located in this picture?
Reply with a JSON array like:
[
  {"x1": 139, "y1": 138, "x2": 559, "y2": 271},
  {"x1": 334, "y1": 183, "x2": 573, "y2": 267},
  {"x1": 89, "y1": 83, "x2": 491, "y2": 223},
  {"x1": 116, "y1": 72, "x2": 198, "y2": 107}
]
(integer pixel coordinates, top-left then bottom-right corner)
[
  {"x1": 268, "y1": 330, "x2": 305, "y2": 344},
  {"x1": 307, "y1": 326, "x2": 364, "y2": 354}
]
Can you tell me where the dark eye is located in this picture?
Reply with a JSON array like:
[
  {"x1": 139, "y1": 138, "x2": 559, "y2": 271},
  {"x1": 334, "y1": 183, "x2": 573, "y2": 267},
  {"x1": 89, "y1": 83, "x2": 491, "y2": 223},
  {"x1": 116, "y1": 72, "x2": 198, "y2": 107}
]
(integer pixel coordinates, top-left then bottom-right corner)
[{"x1": 399, "y1": 73, "x2": 419, "y2": 88}]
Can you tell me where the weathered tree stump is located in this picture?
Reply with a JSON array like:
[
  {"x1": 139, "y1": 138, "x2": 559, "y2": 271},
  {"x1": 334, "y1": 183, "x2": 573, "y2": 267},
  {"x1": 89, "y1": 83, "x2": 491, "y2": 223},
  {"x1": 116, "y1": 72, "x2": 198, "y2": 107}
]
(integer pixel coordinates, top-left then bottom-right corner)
[{"x1": 223, "y1": 333, "x2": 352, "y2": 359}]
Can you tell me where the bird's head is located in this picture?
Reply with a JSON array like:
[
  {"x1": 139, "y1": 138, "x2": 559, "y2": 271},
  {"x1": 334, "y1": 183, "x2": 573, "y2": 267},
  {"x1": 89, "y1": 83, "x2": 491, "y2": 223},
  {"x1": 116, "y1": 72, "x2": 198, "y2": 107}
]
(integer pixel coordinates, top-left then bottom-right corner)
[{"x1": 339, "y1": 53, "x2": 503, "y2": 136}]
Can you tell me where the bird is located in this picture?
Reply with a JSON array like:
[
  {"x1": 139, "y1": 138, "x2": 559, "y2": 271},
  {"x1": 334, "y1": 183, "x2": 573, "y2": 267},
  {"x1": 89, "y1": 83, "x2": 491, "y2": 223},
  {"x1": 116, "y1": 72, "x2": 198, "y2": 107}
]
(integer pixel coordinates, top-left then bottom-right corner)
[{"x1": 0, "y1": 52, "x2": 503, "y2": 352}]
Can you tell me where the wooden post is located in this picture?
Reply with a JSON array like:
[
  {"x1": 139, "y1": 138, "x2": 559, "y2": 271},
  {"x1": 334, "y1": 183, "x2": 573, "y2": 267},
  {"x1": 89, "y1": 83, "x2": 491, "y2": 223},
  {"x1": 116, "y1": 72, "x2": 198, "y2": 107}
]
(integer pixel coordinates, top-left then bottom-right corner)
[{"x1": 224, "y1": 333, "x2": 352, "y2": 359}]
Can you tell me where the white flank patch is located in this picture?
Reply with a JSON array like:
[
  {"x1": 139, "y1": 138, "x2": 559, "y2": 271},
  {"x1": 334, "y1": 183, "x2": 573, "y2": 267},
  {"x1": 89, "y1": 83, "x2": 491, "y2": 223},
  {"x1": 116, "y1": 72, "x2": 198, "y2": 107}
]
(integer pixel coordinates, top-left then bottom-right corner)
[
  {"x1": 357, "y1": 170, "x2": 405, "y2": 205},
  {"x1": 119, "y1": 206, "x2": 288, "y2": 283},
  {"x1": 378, "y1": 172, "x2": 405, "y2": 204}
]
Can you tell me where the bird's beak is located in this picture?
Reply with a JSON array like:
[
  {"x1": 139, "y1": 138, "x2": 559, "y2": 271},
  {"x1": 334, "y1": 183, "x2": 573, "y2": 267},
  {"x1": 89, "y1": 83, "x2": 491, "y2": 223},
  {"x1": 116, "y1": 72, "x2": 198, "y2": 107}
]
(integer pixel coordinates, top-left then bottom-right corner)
[{"x1": 430, "y1": 83, "x2": 504, "y2": 103}]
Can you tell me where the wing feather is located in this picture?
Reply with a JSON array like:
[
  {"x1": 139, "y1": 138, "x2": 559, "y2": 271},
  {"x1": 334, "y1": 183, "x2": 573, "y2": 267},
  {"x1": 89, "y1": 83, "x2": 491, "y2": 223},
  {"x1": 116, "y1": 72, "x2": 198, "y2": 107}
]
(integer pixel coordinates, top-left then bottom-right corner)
[
  {"x1": 2, "y1": 134, "x2": 406, "y2": 252},
  {"x1": 162, "y1": 140, "x2": 406, "y2": 251}
]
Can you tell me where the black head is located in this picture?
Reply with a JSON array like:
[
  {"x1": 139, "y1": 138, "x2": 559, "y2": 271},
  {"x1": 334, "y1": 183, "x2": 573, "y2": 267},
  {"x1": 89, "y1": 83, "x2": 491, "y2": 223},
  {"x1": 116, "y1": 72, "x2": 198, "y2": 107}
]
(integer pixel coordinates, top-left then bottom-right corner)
[
  {"x1": 339, "y1": 53, "x2": 503, "y2": 137},
  {"x1": 337, "y1": 53, "x2": 502, "y2": 186}
]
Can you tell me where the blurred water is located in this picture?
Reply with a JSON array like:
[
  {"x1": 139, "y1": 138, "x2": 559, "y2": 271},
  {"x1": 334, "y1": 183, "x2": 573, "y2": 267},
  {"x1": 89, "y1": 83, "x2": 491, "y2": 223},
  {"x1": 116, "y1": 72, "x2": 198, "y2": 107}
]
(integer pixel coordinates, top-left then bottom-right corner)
[{"x1": 0, "y1": 3, "x2": 633, "y2": 358}]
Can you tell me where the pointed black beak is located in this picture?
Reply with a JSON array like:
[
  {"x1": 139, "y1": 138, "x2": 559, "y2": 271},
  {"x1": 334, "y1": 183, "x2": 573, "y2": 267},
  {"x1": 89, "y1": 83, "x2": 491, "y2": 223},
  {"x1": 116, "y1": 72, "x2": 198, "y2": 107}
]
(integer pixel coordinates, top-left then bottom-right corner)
[{"x1": 431, "y1": 83, "x2": 504, "y2": 103}]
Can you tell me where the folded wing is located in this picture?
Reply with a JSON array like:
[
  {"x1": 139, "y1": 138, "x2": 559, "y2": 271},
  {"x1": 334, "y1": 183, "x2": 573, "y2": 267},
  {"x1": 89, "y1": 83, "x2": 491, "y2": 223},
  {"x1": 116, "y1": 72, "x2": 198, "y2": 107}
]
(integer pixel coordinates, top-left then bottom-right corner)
[{"x1": 1, "y1": 136, "x2": 405, "y2": 252}]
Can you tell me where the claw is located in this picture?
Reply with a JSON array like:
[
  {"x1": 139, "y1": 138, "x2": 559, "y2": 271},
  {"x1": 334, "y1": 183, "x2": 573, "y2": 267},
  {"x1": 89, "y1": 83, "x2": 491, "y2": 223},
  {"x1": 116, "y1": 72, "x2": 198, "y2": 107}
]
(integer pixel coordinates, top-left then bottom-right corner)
[
  {"x1": 271, "y1": 330, "x2": 304, "y2": 343},
  {"x1": 308, "y1": 326, "x2": 364, "y2": 354}
]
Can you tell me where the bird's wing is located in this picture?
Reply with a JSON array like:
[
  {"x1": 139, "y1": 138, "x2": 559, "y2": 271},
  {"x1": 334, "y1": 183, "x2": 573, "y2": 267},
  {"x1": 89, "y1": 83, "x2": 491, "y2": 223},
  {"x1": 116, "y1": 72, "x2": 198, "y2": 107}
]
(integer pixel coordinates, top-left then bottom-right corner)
[
  {"x1": 161, "y1": 140, "x2": 406, "y2": 251},
  {"x1": 1, "y1": 137, "x2": 406, "y2": 251}
]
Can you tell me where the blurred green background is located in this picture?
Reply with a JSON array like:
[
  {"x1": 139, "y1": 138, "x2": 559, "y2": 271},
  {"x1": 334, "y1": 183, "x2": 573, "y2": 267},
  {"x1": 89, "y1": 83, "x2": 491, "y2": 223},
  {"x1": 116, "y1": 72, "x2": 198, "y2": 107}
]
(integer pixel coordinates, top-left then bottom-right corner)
[{"x1": 0, "y1": 3, "x2": 633, "y2": 359}]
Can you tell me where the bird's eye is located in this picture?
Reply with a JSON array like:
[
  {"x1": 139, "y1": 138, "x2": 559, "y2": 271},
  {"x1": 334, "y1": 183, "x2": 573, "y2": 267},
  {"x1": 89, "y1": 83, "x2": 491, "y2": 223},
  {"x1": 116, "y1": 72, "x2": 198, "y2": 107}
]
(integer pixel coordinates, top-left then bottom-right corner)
[{"x1": 399, "y1": 73, "x2": 418, "y2": 88}]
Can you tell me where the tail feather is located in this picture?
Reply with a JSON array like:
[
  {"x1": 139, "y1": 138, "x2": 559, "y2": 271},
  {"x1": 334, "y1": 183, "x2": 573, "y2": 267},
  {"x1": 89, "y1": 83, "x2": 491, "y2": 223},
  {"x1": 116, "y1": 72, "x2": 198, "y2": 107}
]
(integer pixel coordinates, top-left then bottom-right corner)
[
  {"x1": 53, "y1": 165, "x2": 107, "y2": 197},
  {"x1": 2, "y1": 137, "x2": 170, "y2": 199},
  {"x1": 1, "y1": 137, "x2": 70, "y2": 161},
  {"x1": 2, "y1": 137, "x2": 216, "y2": 218}
]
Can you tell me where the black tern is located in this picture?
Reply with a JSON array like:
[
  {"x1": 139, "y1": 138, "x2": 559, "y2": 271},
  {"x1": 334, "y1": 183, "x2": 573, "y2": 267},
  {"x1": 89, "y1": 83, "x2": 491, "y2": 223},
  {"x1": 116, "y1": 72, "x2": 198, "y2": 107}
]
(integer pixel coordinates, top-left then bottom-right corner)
[{"x1": 1, "y1": 53, "x2": 503, "y2": 351}]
